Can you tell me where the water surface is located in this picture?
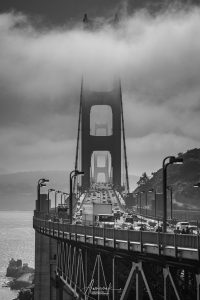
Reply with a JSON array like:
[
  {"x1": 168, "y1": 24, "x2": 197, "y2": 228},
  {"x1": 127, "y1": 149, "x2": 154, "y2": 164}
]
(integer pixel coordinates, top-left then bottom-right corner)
[{"x1": 0, "y1": 211, "x2": 34, "y2": 300}]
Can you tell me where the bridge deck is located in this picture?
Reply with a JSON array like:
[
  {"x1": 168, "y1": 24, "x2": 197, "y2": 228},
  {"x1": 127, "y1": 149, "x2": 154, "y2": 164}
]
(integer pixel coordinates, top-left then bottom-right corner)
[{"x1": 33, "y1": 216, "x2": 200, "y2": 262}]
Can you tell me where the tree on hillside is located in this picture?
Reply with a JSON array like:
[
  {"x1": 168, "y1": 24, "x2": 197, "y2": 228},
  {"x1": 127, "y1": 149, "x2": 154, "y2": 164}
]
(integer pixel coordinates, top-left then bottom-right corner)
[
  {"x1": 137, "y1": 172, "x2": 150, "y2": 186},
  {"x1": 178, "y1": 152, "x2": 183, "y2": 158}
]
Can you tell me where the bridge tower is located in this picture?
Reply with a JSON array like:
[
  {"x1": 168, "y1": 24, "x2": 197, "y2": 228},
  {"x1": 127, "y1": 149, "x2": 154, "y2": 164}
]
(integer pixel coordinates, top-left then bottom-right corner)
[{"x1": 76, "y1": 80, "x2": 129, "y2": 192}]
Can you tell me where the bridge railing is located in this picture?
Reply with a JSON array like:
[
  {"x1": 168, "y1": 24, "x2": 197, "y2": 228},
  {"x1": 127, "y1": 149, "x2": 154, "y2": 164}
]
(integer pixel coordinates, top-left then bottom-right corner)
[{"x1": 33, "y1": 216, "x2": 200, "y2": 254}]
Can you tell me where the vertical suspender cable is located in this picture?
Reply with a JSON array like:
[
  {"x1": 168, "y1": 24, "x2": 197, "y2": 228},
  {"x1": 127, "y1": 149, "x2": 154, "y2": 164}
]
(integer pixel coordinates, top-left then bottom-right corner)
[
  {"x1": 119, "y1": 80, "x2": 130, "y2": 193},
  {"x1": 73, "y1": 78, "x2": 83, "y2": 195}
]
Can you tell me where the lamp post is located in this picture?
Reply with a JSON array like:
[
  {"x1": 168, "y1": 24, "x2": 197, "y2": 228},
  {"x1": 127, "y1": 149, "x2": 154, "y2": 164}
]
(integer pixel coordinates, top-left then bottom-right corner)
[
  {"x1": 135, "y1": 193, "x2": 139, "y2": 213},
  {"x1": 48, "y1": 188, "x2": 55, "y2": 213},
  {"x1": 140, "y1": 191, "x2": 145, "y2": 215},
  {"x1": 144, "y1": 190, "x2": 148, "y2": 216},
  {"x1": 193, "y1": 183, "x2": 200, "y2": 233},
  {"x1": 167, "y1": 186, "x2": 173, "y2": 220},
  {"x1": 148, "y1": 188, "x2": 157, "y2": 219},
  {"x1": 37, "y1": 178, "x2": 49, "y2": 211},
  {"x1": 69, "y1": 170, "x2": 84, "y2": 224},
  {"x1": 162, "y1": 156, "x2": 183, "y2": 232},
  {"x1": 139, "y1": 192, "x2": 142, "y2": 215}
]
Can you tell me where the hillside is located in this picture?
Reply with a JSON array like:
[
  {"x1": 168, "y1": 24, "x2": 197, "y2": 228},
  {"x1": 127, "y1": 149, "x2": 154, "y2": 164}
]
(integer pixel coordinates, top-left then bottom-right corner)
[{"x1": 133, "y1": 148, "x2": 200, "y2": 209}]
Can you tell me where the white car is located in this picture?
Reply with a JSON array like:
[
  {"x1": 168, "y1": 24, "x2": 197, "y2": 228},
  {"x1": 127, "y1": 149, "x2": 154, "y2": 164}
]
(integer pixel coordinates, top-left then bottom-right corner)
[
  {"x1": 134, "y1": 222, "x2": 150, "y2": 231},
  {"x1": 188, "y1": 225, "x2": 198, "y2": 234},
  {"x1": 176, "y1": 221, "x2": 190, "y2": 231}
]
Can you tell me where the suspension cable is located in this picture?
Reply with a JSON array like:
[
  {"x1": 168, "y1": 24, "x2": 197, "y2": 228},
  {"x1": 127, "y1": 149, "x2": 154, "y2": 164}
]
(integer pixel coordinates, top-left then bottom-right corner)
[{"x1": 119, "y1": 80, "x2": 130, "y2": 193}]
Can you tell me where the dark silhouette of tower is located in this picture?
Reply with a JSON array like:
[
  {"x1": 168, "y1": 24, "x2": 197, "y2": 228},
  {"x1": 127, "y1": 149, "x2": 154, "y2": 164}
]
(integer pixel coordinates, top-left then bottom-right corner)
[{"x1": 80, "y1": 82, "x2": 122, "y2": 191}]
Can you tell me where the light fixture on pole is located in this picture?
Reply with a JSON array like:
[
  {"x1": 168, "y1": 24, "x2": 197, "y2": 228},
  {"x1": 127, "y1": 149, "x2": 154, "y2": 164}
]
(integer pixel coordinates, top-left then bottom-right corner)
[
  {"x1": 140, "y1": 191, "x2": 145, "y2": 215},
  {"x1": 162, "y1": 156, "x2": 183, "y2": 232},
  {"x1": 143, "y1": 190, "x2": 148, "y2": 216},
  {"x1": 167, "y1": 186, "x2": 173, "y2": 220},
  {"x1": 37, "y1": 178, "x2": 49, "y2": 211},
  {"x1": 148, "y1": 188, "x2": 157, "y2": 218},
  {"x1": 69, "y1": 170, "x2": 84, "y2": 224},
  {"x1": 135, "y1": 193, "x2": 139, "y2": 213}
]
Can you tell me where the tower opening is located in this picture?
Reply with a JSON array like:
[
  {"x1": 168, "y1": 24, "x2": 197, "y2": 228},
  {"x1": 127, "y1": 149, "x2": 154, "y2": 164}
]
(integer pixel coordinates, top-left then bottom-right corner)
[
  {"x1": 90, "y1": 105, "x2": 112, "y2": 136},
  {"x1": 91, "y1": 151, "x2": 112, "y2": 184}
]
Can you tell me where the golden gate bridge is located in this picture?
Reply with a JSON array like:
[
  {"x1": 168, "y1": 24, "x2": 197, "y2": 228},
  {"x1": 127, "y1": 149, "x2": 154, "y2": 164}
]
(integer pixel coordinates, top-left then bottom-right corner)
[{"x1": 33, "y1": 80, "x2": 200, "y2": 300}]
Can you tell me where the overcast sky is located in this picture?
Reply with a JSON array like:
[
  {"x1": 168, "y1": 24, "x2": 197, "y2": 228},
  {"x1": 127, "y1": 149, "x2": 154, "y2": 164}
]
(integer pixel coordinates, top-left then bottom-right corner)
[{"x1": 0, "y1": 5, "x2": 200, "y2": 178}]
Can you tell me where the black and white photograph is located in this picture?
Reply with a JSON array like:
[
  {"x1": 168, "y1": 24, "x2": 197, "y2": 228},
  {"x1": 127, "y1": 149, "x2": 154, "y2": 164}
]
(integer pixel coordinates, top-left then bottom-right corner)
[{"x1": 0, "y1": 0, "x2": 200, "y2": 299}]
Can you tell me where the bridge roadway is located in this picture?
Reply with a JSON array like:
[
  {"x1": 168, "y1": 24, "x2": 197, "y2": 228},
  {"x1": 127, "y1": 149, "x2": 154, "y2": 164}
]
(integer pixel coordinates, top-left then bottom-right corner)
[
  {"x1": 75, "y1": 182, "x2": 125, "y2": 216},
  {"x1": 33, "y1": 214, "x2": 200, "y2": 262}
]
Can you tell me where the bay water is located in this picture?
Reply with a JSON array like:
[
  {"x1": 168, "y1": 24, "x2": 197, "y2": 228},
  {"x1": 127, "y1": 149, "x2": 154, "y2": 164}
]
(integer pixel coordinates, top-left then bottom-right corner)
[{"x1": 0, "y1": 211, "x2": 34, "y2": 300}]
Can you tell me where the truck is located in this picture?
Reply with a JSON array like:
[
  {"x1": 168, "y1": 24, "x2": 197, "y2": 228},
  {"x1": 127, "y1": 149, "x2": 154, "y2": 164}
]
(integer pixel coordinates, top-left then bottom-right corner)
[
  {"x1": 96, "y1": 214, "x2": 115, "y2": 228},
  {"x1": 82, "y1": 203, "x2": 112, "y2": 226}
]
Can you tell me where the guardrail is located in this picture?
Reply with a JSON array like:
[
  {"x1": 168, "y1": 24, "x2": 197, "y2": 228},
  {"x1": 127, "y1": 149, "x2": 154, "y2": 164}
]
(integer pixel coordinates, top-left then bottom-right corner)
[{"x1": 33, "y1": 216, "x2": 200, "y2": 261}]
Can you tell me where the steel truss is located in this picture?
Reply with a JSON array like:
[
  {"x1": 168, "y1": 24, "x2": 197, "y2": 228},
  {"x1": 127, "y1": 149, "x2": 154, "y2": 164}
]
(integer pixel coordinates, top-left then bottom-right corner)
[{"x1": 55, "y1": 240, "x2": 200, "y2": 300}]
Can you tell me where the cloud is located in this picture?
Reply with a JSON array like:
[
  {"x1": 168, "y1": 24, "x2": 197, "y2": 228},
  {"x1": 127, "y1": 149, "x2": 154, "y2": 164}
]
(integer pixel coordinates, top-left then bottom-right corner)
[{"x1": 0, "y1": 7, "x2": 200, "y2": 175}]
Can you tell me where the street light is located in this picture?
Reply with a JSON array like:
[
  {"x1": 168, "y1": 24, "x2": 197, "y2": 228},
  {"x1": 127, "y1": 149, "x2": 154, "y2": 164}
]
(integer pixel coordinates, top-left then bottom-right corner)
[
  {"x1": 69, "y1": 170, "x2": 84, "y2": 224},
  {"x1": 193, "y1": 183, "x2": 200, "y2": 233},
  {"x1": 148, "y1": 188, "x2": 157, "y2": 218},
  {"x1": 162, "y1": 156, "x2": 183, "y2": 232},
  {"x1": 140, "y1": 191, "x2": 145, "y2": 215},
  {"x1": 48, "y1": 188, "x2": 55, "y2": 213},
  {"x1": 167, "y1": 186, "x2": 173, "y2": 220},
  {"x1": 142, "y1": 190, "x2": 148, "y2": 216},
  {"x1": 135, "y1": 193, "x2": 139, "y2": 213},
  {"x1": 37, "y1": 178, "x2": 49, "y2": 211}
]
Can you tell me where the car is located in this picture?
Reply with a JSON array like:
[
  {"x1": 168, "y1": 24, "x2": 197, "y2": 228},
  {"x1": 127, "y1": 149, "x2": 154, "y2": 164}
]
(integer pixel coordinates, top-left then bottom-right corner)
[
  {"x1": 176, "y1": 221, "x2": 190, "y2": 231},
  {"x1": 114, "y1": 224, "x2": 122, "y2": 230},
  {"x1": 122, "y1": 223, "x2": 132, "y2": 230},
  {"x1": 147, "y1": 220, "x2": 157, "y2": 228},
  {"x1": 134, "y1": 222, "x2": 150, "y2": 231},
  {"x1": 188, "y1": 225, "x2": 198, "y2": 234},
  {"x1": 73, "y1": 220, "x2": 82, "y2": 225},
  {"x1": 125, "y1": 217, "x2": 133, "y2": 224}
]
